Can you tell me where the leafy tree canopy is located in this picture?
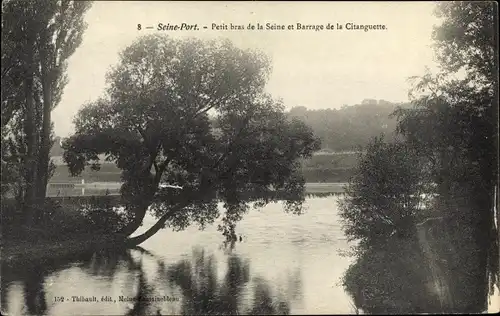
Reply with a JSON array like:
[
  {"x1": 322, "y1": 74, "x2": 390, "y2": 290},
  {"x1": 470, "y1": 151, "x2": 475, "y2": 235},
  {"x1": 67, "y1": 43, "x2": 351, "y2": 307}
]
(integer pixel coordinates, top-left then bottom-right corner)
[{"x1": 63, "y1": 34, "x2": 320, "y2": 240}]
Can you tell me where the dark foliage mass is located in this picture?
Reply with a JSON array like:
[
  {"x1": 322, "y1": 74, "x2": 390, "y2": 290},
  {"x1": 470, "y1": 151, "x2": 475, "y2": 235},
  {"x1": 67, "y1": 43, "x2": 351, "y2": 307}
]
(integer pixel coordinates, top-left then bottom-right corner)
[
  {"x1": 342, "y1": 237, "x2": 443, "y2": 314},
  {"x1": 1, "y1": 0, "x2": 92, "y2": 225},
  {"x1": 62, "y1": 34, "x2": 321, "y2": 244},
  {"x1": 342, "y1": 2, "x2": 498, "y2": 313},
  {"x1": 339, "y1": 136, "x2": 429, "y2": 249},
  {"x1": 2, "y1": 196, "x2": 127, "y2": 242}
]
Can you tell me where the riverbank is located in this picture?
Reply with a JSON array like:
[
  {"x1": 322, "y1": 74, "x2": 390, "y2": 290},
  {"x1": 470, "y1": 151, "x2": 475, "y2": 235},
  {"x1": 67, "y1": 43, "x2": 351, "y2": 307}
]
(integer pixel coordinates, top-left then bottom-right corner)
[
  {"x1": 2, "y1": 184, "x2": 348, "y2": 268},
  {"x1": 1, "y1": 232, "x2": 121, "y2": 269},
  {"x1": 2, "y1": 196, "x2": 356, "y2": 315},
  {"x1": 43, "y1": 182, "x2": 347, "y2": 198}
]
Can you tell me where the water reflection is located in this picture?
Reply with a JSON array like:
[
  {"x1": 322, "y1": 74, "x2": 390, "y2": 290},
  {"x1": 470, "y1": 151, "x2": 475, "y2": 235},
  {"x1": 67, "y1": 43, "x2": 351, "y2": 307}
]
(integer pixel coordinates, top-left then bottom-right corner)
[
  {"x1": 343, "y1": 236, "x2": 443, "y2": 314},
  {"x1": 2, "y1": 246, "x2": 298, "y2": 315},
  {"x1": 165, "y1": 249, "x2": 247, "y2": 314},
  {"x1": 24, "y1": 266, "x2": 48, "y2": 315},
  {"x1": 250, "y1": 277, "x2": 291, "y2": 315},
  {"x1": 342, "y1": 229, "x2": 496, "y2": 314},
  {"x1": 126, "y1": 263, "x2": 155, "y2": 316},
  {"x1": 2, "y1": 196, "x2": 353, "y2": 315},
  {"x1": 3, "y1": 194, "x2": 496, "y2": 314},
  {"x1": 163, "y1": 248, "x2": 295, "y2": 315}
]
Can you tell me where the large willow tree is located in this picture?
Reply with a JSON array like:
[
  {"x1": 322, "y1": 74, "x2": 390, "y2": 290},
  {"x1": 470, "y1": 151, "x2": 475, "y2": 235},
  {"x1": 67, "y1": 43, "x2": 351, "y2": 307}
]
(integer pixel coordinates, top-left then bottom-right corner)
[{"x1": 63, "y1": 34, "x2": 320, "y2": 246}]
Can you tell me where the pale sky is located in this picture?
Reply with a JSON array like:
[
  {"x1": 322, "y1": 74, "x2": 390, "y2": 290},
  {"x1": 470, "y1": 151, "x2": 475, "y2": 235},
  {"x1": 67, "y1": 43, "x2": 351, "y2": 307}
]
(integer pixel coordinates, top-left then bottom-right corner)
[{"x1": 53, "y1": 1, "x2": 441, "y2": 137}]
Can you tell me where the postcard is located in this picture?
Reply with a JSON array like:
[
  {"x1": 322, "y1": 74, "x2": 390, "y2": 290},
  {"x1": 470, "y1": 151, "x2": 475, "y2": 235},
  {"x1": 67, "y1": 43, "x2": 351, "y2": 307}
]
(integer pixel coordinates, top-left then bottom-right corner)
[{"x1": 1, "y1": 1, "x2": 498, "y2": 315}]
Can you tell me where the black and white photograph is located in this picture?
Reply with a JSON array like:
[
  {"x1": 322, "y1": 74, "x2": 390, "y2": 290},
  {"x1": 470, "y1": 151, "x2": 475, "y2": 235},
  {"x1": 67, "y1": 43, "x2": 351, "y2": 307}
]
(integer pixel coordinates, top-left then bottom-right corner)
[{"x1": 1, "y1": 1, "x2": 499, "y2": 315}]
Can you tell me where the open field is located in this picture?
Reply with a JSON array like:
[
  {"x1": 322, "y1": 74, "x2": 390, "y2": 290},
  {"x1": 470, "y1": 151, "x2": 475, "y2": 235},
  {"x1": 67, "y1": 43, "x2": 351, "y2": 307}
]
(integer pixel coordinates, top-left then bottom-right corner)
[
  {"x1": 43, "y1": 152, "x2": 355, "y2": 197},
  {"x1": 49, "y1": 152, "x2": 360, "y2": 184},
  {"x1": 50, "y1": 151, "x2": 361, "y2": 166},
  {"x1": 301, "y1": 152, "x2": 360, "y2": 169}
]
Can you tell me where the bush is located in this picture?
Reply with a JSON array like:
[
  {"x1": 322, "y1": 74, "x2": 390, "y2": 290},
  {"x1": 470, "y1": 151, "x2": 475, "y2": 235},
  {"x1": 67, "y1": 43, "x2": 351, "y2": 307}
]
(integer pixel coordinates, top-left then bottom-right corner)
[
  {"x1": 44, "y1": 202, "x2": 94, "y2": 238},
  {"x1": 2, "y1": 196, "x2": 128, "y2": 242},
  {"x1": 339, "y1": 136, "x2": 429, "y2": 248},
  {"x1": 79, "y1": 196, "x2": 128, "y2": 233}
]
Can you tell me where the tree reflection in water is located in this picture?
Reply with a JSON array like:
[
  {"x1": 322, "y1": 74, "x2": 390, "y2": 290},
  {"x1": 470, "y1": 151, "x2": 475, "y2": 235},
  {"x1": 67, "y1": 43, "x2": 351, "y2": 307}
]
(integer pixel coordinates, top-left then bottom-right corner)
[
  {"x1": 23, "y1": 265, "x2": 48, "y2": 315},
  {"x1": 343, "y1": 221, "x2": 496, "y2": 314},
  {"x1": 125, "y1": 265, "x2": 155, "y2": 316},
  {"x1": 2, "y1": 246, "x2": 297, "y2": 315},
  {"x1": 163, "y1": 248, "x2": 293, "y2": 315},
  {"x1": 2, "y1": 251, "x2": 94, "y2": 316},
  {"x1": 250, "y1": 277, "x2": 291, "y2": 315},
  {"x1": 342, "y1": 237, "x2": 443, "y2": 314},
  {"x1": 80, "y1": 248, "x2": 140, "y2": 278}
]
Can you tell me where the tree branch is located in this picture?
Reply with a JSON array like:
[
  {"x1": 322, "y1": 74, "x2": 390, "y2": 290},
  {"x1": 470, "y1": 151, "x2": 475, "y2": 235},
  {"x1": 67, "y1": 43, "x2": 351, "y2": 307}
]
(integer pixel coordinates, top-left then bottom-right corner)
[
  {"x1": 153, "y1": 155, "x2": 171, "y2": 187},
  {"x1": 193, "y1": 94, "x2": 232, "y2": 118},
  {"x1": 416, "y1": 216, "x2": 445, "y2": 227},
  {"x1": 135, "y1": 123, "x2": 147, "y2": 142},
  {"x1": 125, "y1": 200, "x2": 190, "y2": 247}
]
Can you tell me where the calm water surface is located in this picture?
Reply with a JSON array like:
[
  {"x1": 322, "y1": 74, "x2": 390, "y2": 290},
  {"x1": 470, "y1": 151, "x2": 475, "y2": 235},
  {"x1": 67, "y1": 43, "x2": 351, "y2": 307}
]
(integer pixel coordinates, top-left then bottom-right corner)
[
  {"x1": 2, "y1": 196, "x2": 356, "y2": 315},
  {"x1": 3, "y1": 196, "x2": 498, "y2": 315}
]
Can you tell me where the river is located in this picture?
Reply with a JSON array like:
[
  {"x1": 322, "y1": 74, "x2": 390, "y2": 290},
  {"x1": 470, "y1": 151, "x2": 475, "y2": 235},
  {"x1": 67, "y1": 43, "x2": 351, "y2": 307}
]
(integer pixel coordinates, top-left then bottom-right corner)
[
  {"x1": 2, "y1": 196, "x2": 356, "y2": 315},
  {"x1": 2, "y1": 195, "x2": 498, "y2": 315}
]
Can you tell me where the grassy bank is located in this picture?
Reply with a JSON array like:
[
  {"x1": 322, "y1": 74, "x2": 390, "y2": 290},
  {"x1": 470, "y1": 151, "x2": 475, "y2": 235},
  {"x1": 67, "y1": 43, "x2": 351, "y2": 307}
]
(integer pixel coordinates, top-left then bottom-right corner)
[
  {"x1": 1, "y1": 196, "x2": 128, "y2": 267},
  {"x1": 301, "y1": 152, "x2": 358, "y2": 182},
  {"x1": 1, "y1": 232, "x2": 120, "y2": 269}
]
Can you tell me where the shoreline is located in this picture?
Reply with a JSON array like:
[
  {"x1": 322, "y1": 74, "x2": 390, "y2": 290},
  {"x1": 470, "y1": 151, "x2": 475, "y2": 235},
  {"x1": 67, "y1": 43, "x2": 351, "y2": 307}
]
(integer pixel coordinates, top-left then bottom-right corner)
[
  {"x1": 1, "y1": 233, "x2": 122, "y2": 268},
  {"x1": 42, "y1": 182, "x2": 348, "y2": 197},
  {"x1": 1, "y1": 186, "x2": 347, "y2": 267}
]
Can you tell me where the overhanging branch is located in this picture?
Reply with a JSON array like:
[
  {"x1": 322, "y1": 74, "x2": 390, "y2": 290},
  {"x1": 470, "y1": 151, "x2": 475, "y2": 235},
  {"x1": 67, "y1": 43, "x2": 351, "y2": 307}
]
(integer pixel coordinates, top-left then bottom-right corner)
[{"x1": 126, "y1": 200, "x2": 190, "y2": 247}]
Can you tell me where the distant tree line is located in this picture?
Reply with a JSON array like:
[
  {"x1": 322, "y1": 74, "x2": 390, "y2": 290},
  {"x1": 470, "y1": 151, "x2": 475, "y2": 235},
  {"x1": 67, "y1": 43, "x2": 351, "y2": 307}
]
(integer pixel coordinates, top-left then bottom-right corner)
[
  {"x1": 48, "y1": 101, "x2": 403, "y2": 184},
  {"x1": 287, "y1": 100, "x2": 408, "y2": 152},
  {"x1": 49, "y1": 100, "x2": 406, "y2": 158}
]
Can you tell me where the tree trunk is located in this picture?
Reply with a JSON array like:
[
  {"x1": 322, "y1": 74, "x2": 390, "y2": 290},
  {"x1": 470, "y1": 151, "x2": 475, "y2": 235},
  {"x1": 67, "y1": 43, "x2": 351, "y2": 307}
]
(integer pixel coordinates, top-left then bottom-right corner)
[
  {"x1": 35, "y1": 53, "x2": 52, "y2": 203},
  {"x1": 125, "y1": 215, "x2": 168, "y2": 247},
  {"x1": 23, "y1": 34, "x2": 37, "y2": 226},
  {"x1": 116, "y1": 203, "x2": 149, "y2": 238},
  {"x1": 116, "y1": 159, "x2": 169, "y2": 238},
  {"x1": 466, "y1": 184, "x2": 492, "y2": 312},
  {"x1": 125, "y1": 202, "x2": 188, "y2": 247}
]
